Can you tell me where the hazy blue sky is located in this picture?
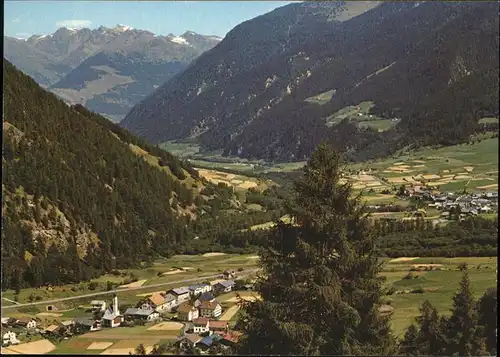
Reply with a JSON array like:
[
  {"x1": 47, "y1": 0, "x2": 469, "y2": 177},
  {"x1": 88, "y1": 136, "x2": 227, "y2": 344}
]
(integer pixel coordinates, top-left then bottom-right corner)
[{"x1": 4, "y1": 1, "x2": 295, "y2": 39}]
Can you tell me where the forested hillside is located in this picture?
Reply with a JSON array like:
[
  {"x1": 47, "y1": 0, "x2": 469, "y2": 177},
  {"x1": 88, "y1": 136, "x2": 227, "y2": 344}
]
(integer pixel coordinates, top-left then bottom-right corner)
[
  {"x1": 123, "y1": 1, "x2": 498, "y2": 161},
  {"x1": 2, "y1": 60, "x2": 235, "y2": 290}
]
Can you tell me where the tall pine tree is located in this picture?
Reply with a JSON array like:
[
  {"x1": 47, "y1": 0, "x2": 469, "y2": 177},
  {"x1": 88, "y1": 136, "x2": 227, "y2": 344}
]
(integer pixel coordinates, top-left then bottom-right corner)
[
  {"x1": 446, "y1": 269, "x2": 486, "y2": 356},
  {"x1": 236, "y1": 144, "x2": 396, "y2": 355},
  {"x1": 400, "y1": 300, "x2": 447, "y2": 356},
  {"x1": 476, "y1": 287, "x2": 497, "y2": 355},
  {"x1": 399, "y1": 324, "x2": 419, "y2": 355}
]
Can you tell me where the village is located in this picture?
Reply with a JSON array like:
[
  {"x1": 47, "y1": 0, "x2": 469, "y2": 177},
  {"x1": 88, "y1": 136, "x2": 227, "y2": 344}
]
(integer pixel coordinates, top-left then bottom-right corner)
[
  {"x1": 2, "y1": 270, "x2": 256, "y2": 354},
  {"x1": 367, "y1": 185, "x2": 498, "y2": 223}
]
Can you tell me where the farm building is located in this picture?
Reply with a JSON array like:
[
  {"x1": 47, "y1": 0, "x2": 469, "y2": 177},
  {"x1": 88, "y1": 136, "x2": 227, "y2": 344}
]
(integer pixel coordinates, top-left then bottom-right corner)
[
  {"x1": 102, "y1": 295, "x2": 123, "y2": 328},
  {"x1": 177, "y1": 334, "x2": 203, "y2": 349},
  {"x1": 209, "y1": 320, "x2": 229, "y2": 334},
  {"x1": 15, "y1": 318, "x2": 37, "y2": 329},
  {"x1": 1, "y1": 317, "x2": 13, "y2": 326},
  {"x1": 242, "y1": 283, "x2": 255, "y2": 290},
  {"x1": 192, "y1": 317, "x2": 210, "y2": 333},
  {"x1": 209, "y1": 279, "x2": 226, "y2": 286},
  {"x1": 124, "y1": 307, "x2": 160, "y2": 321},
  {"x1": 189, "y1": 283, "x2": 212, "y2": 296},
  {"x1": 2, "y1": 331, "x2": 20, "y2": 346},
  {"x1": 177, "y1": 302, "x2": 199, "y2": 322},
  {"x1": 194, "y1": 292, "x2": 216, "y2": 307},
  {"x1": 222, "y1": 270, "x2": 236, "y2": 279},
  {"x1": 162, "y1": 293, "x2": 179, "y2": 311},
  {"x1": 196, "y1": 334, "x2": 223, "y2": 351},
  {"x1": 90, "y1": 300, "x2": 107, "y2": 312},
  {"x1": 168, "y1": 287, "x2": 191, "y2": 303},
  {"x1": 214, "y1": 280, "x2": 235, "y2": 294},
  {"x1": 73, "y1": 318, "x2": 101, "y2": 332},
  {"x1": 61, "y1": 320, "x2": 75, "y2": 329},
  {"x1": 44, "y1": 324, "x2": 61, "y2": 335},
  {"x1": 199, "y1": 300, "x2": 222, "y2": 319},
  {"x1": 140, "y1": 293, "x2": 177, "y2": 312},
  {"x1": 219, "y1": 330, "x2": 243, "y2": 347}
]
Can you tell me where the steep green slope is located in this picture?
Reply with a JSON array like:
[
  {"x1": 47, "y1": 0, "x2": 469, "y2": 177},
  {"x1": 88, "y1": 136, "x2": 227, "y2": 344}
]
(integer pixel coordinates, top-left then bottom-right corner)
[{"x1": 1, "y1": 60, "x2": 227, "y2": 290}]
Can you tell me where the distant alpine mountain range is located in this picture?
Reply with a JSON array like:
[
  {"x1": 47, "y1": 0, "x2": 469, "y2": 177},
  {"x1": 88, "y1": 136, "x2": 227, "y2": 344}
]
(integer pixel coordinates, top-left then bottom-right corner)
[
  {"x1": 122, "y1": 1, "x2": 499, "y2": 162},
  {"x1": 4, "y1": 25, "x2": 222, "y2": 121}
]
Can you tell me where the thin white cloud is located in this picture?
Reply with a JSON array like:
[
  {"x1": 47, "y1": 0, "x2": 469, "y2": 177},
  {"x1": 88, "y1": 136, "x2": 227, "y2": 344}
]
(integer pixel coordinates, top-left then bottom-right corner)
[
  {"x1": 56, "y1": 19, "x2": 92, "y2": 28},
  {"x1": 12, "y1": 18, "x2": 21, "y2": 23}
]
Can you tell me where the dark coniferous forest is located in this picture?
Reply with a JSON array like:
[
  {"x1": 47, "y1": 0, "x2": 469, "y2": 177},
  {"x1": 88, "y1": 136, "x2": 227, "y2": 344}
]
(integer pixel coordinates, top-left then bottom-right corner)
[
  {"x1": 2, "y1": 60, "x2": 199, "y2": 289},
  {"x1": 2, "y1": 60, "x2": 246, "y2": 290}
]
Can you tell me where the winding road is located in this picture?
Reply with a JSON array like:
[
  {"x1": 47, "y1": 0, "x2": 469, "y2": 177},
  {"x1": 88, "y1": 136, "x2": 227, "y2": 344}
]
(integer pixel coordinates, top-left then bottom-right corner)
[{"x1": 1, "y1": 268, "x2": 260, "y2": 310}]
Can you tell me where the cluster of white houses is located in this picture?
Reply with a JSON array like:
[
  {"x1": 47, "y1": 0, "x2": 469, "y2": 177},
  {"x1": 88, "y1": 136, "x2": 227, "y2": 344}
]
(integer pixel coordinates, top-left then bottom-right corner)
[
  {"x1": 2, "y1": 318, "x2": 37, "y2": 346},
  {"x1": 2, "y1": 278, "x2": 238, "y2": 347},
  {"x1": 136, "y1": 280, "x2": 235, "y2": 322},
  {"x1": 71, "y1": 279, "x2": 235, "y2": 331}
]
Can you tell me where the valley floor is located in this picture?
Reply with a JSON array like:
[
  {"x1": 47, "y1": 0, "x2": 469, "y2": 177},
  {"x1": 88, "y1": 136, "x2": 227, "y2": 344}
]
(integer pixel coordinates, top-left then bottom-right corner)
[{"x1": 1, "y1": 254, "x2": 497, "y2": 354}]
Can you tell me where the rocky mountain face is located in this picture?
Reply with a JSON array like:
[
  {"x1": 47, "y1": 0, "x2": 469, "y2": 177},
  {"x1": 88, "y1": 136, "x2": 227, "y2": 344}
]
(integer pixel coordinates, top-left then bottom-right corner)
[
  {"x1": 4, "y1": 36, "x2": 72, "y2": 87},
  {"x1": 4, "y1": 25, "x2": 221, "y2": 121},
  {"x1": 122, "y1": 1, "x2": 499, "y2": 161}
]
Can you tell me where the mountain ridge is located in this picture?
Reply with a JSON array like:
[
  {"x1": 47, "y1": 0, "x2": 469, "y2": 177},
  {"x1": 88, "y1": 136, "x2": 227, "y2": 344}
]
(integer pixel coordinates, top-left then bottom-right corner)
[
  {"x1": 122, "y1": 1, "x2": 498, "y2": 161},
  {"x1": 4, "y1": 26, "x2": 221, "y2": 121}
]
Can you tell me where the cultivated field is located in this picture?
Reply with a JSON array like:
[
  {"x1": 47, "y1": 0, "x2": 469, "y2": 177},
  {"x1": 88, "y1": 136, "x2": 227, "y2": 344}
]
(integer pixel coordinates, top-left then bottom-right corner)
[
  {"x1": 324, "y1": 101, "x2": 400, "y2": 132},
  {"x1": 147, "y1": 322, "x2": 184, "y2": 331},
  {"x1": 1, "y1": 254, "x2": 261, "y2": 310},
  {"x1": 3, "y1": 255, "x2": 496, "y2": 353},
  {"x1": 48, "y1": 324, "x2": 180, "y2": 355},
  {"x1": 2, "y1": 339, "x2": 56, "y2": 354},
  {"x1": 349, "y1": 138, "x2": 498, "y2": 194},
  {"x1": 218, "y1": 291, "x2": 263, "y2": 304},
  {"x1": 163, "y1": 138, "x2": 498, "y2": 221},
  {"x1": 219, "y1": 305, "x2": 241, "y2": 321},
  {"x1": 380, "y1": 256, "x2": 497, "y2": 336},
  {"x1": 87, "y1": 342, "x2": 113, "y2": 350},
  {"x1": 118, "y1": 279, "x2": 147, "y2": 288},
  {"x1": 210, "y1": 258, "x2": 496, "y2": 337},
  {"x1": 206, "y1": 257, "x2": 496, "y2": 337},
  {"x1": 196, "y1": 168, "x2": 272, "y2": 191}
]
